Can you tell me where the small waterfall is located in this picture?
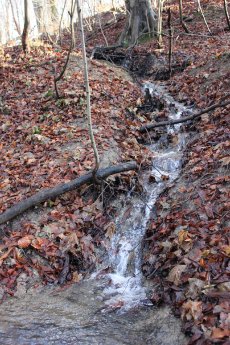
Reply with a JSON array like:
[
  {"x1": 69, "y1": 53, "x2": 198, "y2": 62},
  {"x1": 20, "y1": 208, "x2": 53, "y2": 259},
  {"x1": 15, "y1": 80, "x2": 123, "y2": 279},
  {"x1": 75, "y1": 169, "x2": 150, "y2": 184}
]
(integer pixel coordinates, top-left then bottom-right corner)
[{"x1": 98, "y1": 83, "x2": 192, "y2": 311}]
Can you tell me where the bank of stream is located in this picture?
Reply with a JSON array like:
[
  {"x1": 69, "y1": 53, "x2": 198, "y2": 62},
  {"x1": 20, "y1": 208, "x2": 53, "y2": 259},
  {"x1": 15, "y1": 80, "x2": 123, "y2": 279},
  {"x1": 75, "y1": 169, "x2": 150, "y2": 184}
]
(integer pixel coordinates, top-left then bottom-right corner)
[{"x1": 0, "y1": 82, "x2": 191, "y2": 345}]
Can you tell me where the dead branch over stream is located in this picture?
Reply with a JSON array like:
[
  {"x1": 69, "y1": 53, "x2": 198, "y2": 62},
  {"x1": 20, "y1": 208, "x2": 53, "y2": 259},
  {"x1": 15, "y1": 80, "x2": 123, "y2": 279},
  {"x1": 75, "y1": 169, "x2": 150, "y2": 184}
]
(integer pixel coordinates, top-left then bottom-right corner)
[
  {"x1": 0, "y1": 162, "x2": 137, "y2": 225},
  {"x1": 139, "y1": 98, "x2": 230, "y2": 133}
]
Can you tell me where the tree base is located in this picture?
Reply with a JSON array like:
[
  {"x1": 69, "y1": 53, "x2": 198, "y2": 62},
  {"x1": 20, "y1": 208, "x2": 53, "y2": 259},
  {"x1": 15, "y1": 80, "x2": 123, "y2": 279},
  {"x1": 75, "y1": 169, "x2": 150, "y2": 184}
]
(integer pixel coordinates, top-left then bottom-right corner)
[{"x1": 120, "y1": 0, "x2": 157, "y2": 45}]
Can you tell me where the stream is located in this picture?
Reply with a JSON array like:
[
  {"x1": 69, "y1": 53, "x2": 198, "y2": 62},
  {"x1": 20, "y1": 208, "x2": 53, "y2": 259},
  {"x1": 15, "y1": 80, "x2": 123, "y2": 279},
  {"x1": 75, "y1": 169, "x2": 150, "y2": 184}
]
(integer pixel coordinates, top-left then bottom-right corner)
[{"x1": 0, "y1": 83, "x2": 190, "y2": 345}]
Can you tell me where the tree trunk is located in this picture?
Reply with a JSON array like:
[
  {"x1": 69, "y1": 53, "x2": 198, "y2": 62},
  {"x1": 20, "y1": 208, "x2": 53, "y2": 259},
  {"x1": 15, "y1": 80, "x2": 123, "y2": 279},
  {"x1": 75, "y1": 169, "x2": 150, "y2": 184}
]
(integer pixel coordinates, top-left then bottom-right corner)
[
  {"x1": 120, "y1": 0, "x2": 157, "y2": 45},
  {"x1": 32, "y1": 0, "x2": 43, "y2": 33},
  {"x1": 167, "y1": 7, "x2": 173, "y2": 76},
  {"x1": 9, "y1": 0, "x2": 21, "y2": 36},
  {"x1": 157, "y1": 0, "x2": 164, "y2": 47},
  {"x1": 48, "y1": 0, "x2": 59, "y2": 34},
  {"x1": 58, "y1": 0, "x2": 68, "y2": 45},
  {"x1": 22, "y1": 0, "x2": 29, "y2": 53},
  {"x1": 178, "y1": 0, "x2": 189, "y2": 33},
  {"x1": 224, "y1": 0, "x2": 230, "y2": 30}
]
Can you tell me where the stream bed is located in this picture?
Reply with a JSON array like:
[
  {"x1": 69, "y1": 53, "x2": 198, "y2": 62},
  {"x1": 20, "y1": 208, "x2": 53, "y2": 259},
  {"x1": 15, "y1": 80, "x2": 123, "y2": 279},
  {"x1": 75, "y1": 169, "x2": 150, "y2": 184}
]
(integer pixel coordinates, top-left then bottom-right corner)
[{"x1": 0, "y1": 83, "x2": 191, "y2": 345}]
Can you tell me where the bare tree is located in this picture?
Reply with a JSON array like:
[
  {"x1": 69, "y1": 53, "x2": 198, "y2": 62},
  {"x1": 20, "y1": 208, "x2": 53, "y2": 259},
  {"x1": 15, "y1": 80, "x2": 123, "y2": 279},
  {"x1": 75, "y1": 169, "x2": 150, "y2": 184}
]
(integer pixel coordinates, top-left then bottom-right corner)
[
  {"x1": 76, "y1": 0, "x2": 100, "y2": 171},
  {"x1": 22, "y1": 0, "x2": 29, "y2": 53}
]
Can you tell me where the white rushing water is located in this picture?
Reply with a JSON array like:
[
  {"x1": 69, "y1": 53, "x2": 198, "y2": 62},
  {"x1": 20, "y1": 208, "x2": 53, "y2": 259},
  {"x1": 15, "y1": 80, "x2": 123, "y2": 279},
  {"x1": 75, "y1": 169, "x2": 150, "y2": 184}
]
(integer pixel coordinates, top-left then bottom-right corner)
[{"x1": 94, "y1": 83, "x2": 192, "y2": 312}]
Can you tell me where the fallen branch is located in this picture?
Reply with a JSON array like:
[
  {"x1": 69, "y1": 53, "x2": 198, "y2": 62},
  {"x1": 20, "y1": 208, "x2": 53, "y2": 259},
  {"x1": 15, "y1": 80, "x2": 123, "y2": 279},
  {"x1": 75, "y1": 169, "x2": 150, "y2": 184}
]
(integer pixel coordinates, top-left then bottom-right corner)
[
  {"x1": 0, "y1": 162, "x2": 137, "y2": 225},
  {"x1": 90, "y1": 44, "x2": 123, "y2": 59},
  {"x1": 139, "y1": 99, "x2": 230, "y2": 133}
]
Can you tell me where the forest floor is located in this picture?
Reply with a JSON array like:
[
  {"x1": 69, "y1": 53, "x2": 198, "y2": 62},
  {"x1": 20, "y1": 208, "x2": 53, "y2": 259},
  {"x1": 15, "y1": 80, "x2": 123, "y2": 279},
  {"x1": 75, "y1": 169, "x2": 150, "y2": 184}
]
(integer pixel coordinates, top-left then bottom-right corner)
[{"x1": 0, "y1": 0, "x2": 229, "y2": 344}]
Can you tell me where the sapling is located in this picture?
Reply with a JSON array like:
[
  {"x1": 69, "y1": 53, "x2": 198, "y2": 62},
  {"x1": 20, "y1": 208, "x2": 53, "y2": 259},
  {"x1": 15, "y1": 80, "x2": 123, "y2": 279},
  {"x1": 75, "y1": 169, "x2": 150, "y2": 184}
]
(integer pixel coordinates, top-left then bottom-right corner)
[{"x1": 76, "y1": 0, "x2": 100, "y2": 172}]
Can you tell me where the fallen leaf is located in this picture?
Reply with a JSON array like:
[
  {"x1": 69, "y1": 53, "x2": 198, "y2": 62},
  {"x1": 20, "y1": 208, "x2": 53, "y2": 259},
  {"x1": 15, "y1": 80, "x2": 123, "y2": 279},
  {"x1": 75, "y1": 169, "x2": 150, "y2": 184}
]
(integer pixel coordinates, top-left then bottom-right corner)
[
  {"x1": 167, "y1": 265, "x2": 187, "y2": 286},
  {"x1": 181, "y1": 300, "x2": 203, "y2": 321},
  {"x1": 220, "y1": 156, "x2": 230, "y2": 166},
  {"x1": 0, "y1": 248, "x2": 14, "y2": 266},
  {"x1": 17, "y1": 235, "x2": 34, "y2": 249},
  {"x1": 211, "y1": 328, "x2": 230, "y2": 339},
  {"x1": 186, "y1": 278, "x2": 206, "y2": 299},
  {"x1": 104, "y1": 222, "x2": 116, "y2": 239}
]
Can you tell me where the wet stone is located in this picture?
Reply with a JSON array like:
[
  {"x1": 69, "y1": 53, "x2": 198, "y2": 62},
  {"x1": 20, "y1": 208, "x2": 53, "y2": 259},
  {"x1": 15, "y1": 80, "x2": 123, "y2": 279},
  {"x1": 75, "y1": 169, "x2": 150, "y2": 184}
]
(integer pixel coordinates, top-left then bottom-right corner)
[{"x1": 0, "y1": 279, "x2": 187, "y2": 345}]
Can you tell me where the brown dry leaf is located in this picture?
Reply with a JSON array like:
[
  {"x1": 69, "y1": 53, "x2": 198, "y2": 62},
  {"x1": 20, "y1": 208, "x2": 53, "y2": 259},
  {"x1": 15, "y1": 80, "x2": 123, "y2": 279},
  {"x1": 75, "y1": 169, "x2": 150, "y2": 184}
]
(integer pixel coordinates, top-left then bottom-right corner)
[
  {"x1": 220, "y1": 156, "x2": 230, "y2": 166},
  {"x1": 136, "y1": 97, "x2": 142, "y2": 106},
  {"x1": 211, "y1": 328, "x2": 230, "y2": 339},
  {"x1": 219, "y1": 312, "x2": 230, "y2": 330},
  {"x1": 167, "y1": 264, "x2": 187, "y2": 286},
  {"x1": 0, "y1": 247, "x2": 14, "y2": 266},
  {"x1": 72, "y1": 272, "x2": 82, "y2": 283},
  {"x1": 181, "y1": 300, "x2": 203, "y2": 321},
  {"x1": 218, "y1": 282, "x2": 230, "y2": 292},
  {"x1": 15, "y1": 247, "x2": 27, "y2": 264},
  {"x1": 222, "y1": 245, "x2": 230, "y2": 257},
  {"x1": 178, "y1": 230, "x2": 188, "y2": 244},
  {"x1": 31, "y1": 238, "x2": 47, "y2": 250},
  {"x1": 104, "y1": 222, "x2": 116, "y2": 239},
  {"x1": 68, "y1": 233, "x2": 80, "y2": 246},
  {"x1": 0, "y1": 178, "x2": 11, "y2": 190},
  {"x1": 204, "y1": 202, "x2": 214, "y2": 219},
  {"x1": 80, "y1": 235, "x2": 94, "y2": 260},
  {"x1": 186, "y1": 278, "x2": 206, "y2": 299},
  {"x1": 58, "y1": 232, "x2": 80, "y2": 254},
  {"x1": 17, "y1": 235, "x2": 34, "y2": 249}
]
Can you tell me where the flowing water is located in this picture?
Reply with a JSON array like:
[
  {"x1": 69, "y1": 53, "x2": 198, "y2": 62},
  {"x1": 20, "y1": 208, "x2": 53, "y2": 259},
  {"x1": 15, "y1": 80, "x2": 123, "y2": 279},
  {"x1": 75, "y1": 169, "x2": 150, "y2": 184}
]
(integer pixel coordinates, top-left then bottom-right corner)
[
  {"x1": 0, "y1": 83, "x2": 190, "y2": 345},
  {"x1": 100, "y1": 82, "x2": 190, "y2": 311}
]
